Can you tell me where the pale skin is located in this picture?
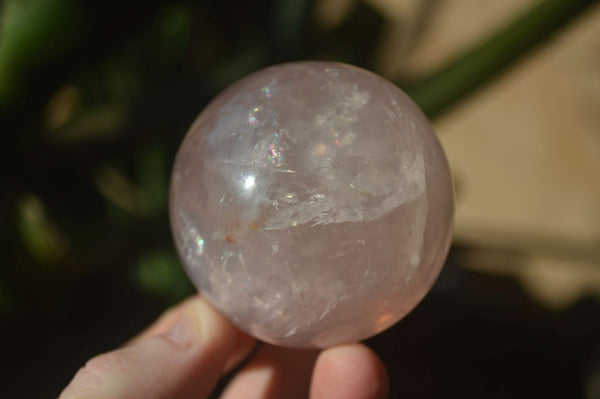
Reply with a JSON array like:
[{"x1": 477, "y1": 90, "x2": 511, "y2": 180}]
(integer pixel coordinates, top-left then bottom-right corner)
[{"x1": 60, "y1": 296, "x2": 389, "y2": 399}]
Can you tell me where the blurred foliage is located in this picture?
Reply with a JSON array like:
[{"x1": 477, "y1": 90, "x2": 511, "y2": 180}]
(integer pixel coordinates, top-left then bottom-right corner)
[
  {"x1": 404, "y1": 0, "x2": 599, "y2": 115},
  {"x1": 0, "y1": 0, "x2": 84, "y2": 105},
  {"x1": 133, "y1": 248, "x2": 193, "y2": 303},
  {"x1": 0, "y1": 0, "x2": 597, "y2": 315}
]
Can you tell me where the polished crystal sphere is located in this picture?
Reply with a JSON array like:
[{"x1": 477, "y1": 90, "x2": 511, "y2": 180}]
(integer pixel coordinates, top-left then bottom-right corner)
[{"x1": 170, "y1": 62, "x2": 453, "y2": 348}]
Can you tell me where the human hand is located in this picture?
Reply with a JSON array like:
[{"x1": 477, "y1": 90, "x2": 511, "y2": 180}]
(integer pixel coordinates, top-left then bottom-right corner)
[{"x1": 60, "y1": 296, "x2": 389, "y2": 399}]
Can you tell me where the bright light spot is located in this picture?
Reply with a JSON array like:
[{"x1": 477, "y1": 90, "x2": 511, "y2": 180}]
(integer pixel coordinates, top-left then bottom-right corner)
[
  {"x1": 188, "y1": 228, "x2": 205, "y2": 256},
  {"x1": 196, "y1": 237, "x2": 205, "y2": 255},
  {"x1": 243, "y1": 175, "x2": 256, "y2": 190},
  {"x1": 261, "y1": 85, "x2": 272, "y2": 98}
]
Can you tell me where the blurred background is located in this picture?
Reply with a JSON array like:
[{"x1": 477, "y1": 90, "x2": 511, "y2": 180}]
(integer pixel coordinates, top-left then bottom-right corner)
[{"x1": 1, "y1": 0, "x2": 599, "y2": 397}]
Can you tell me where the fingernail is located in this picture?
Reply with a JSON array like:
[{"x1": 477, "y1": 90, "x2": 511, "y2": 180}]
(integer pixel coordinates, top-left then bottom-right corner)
[{"x1": 166, "y1": 311, "x2": 198, "y2": 346}]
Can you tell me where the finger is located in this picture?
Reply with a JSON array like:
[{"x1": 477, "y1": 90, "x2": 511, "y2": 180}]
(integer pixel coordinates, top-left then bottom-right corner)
[
  {"x1": 125, "y1": 296, "x2": 255, "y2": 373},
  {"x1": 126, "y1": 297, "x2": 194, "y2": 345},
  {"x1": 221, "y1": 344, "x2": 319, "y2": 399},
  {"x1": 60, "y1": 297, "x2": 257, "y2": 399},
  {"x1": 222, "y1": 327, "x2": 257, "y2": 374},
  {"x1": 310, "y1": 344, "x2": 389, "y2": 399}
]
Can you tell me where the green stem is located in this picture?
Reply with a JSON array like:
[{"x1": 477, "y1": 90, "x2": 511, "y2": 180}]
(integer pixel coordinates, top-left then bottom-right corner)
[{"x1": 406, "y1": 0, "x2": 599, "y2": 117}]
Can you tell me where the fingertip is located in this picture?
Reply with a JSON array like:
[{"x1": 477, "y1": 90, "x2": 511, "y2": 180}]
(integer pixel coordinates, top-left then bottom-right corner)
[
  {"x1": 127, "y1": 296, "x2": 198, "y2": 345},
  {"x1": 222, "y1": 345, "x2": 319, "y2": 399},
  {"x1": 165, "y1": 297, "x2": 234, "y2": 349},
  {"x1": 223, "y1": 327, "x2": 258, "y2": 373},
  {"x1": 180, "y1": 298, "x2": 257, "y2": 374},
  {"x1": 310, "y1": 343, "x2": 389, "y2": 399}
]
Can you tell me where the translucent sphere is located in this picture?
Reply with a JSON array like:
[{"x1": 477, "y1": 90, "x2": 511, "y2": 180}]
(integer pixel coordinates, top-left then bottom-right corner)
[{"x1": 170, "y1": 62, "x2": 453, "y2": 348}]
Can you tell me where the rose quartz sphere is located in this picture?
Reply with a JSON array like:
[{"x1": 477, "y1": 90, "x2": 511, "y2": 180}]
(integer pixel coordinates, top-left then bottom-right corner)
[{"x1": 170, "y1": 62, "x2": 453, "y2": 348}]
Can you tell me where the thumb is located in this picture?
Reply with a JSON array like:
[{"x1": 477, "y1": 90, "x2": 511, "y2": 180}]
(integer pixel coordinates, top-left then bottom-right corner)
[{"x1": 60, "y1": 297, "x2": 255, "y2": 399}]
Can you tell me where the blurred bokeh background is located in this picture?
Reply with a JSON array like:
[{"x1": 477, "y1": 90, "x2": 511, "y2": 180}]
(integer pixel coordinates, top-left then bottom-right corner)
[{"x1": 1, "y1": 0, "x2": 599, "y2": 397}]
